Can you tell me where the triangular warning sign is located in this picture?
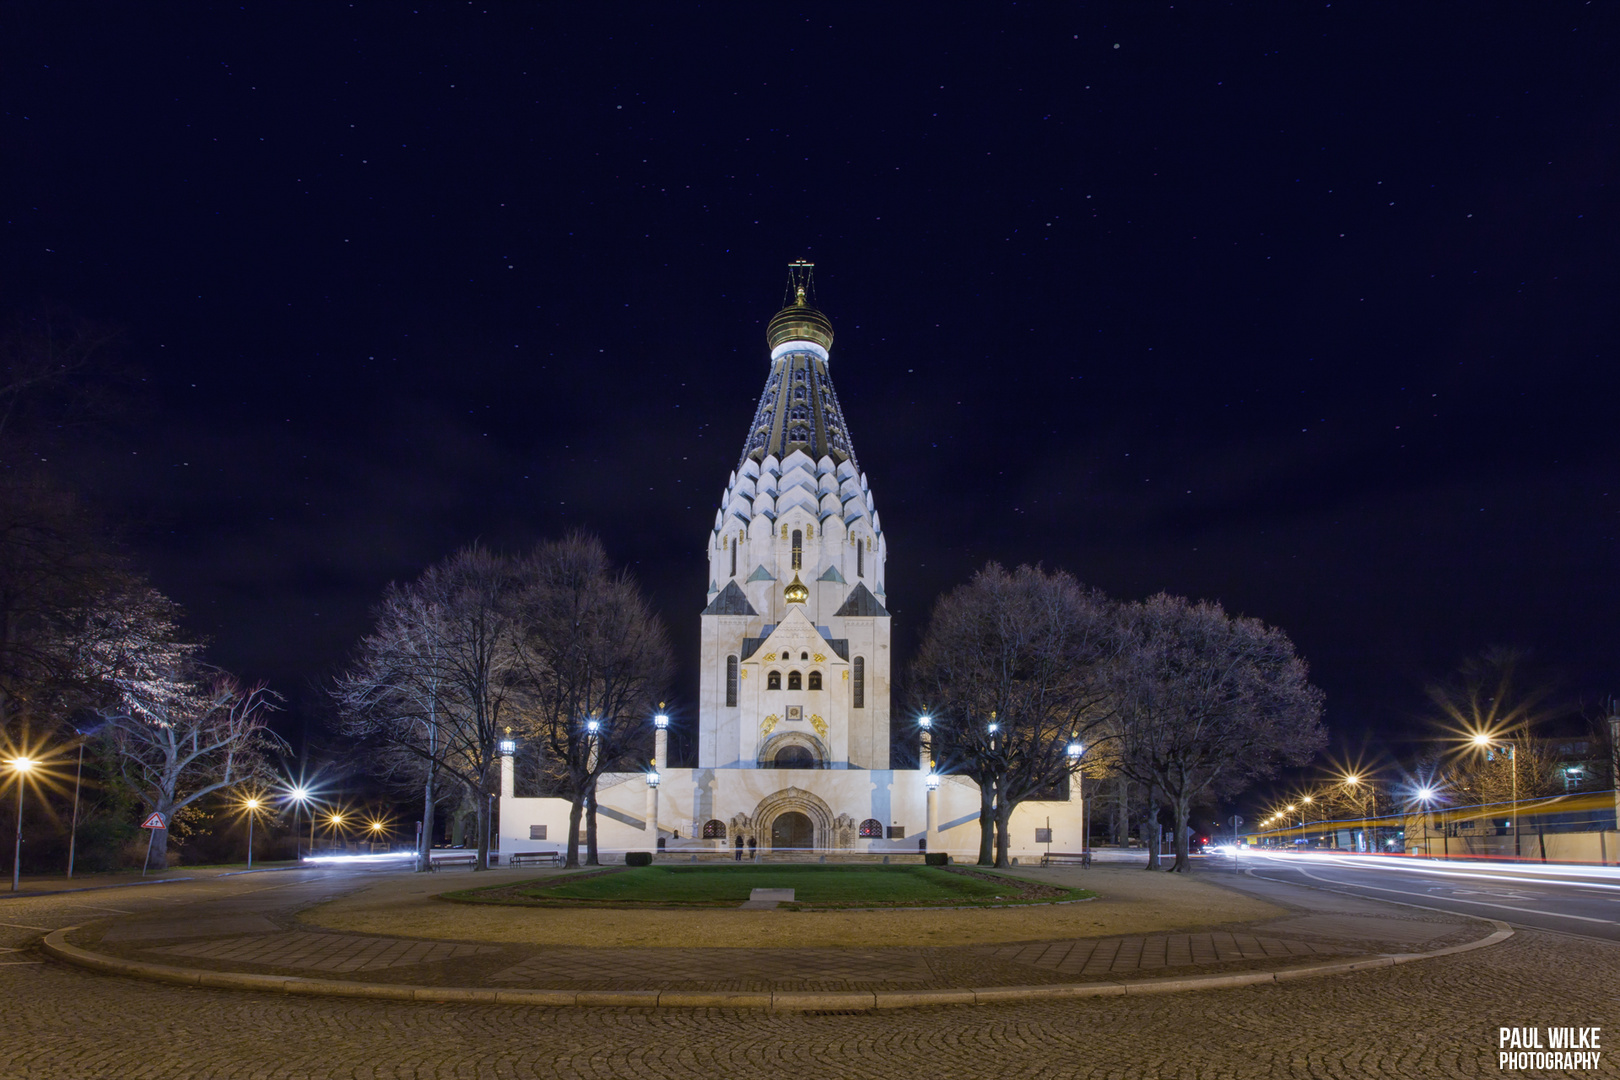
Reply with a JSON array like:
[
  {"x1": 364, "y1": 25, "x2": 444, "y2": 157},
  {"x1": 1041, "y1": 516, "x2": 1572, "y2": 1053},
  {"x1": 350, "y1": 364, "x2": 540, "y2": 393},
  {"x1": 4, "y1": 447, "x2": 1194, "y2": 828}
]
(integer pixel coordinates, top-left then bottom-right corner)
[{"x1": 141, "y1": 813, "x2": 167, "y2": 829}]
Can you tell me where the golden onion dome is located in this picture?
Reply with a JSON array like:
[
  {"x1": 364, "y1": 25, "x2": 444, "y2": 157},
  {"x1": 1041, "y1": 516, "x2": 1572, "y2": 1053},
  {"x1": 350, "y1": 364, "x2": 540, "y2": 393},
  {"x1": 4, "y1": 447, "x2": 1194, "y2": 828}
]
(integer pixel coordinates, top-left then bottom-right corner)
[
  {"x1": 766, "y1": 285, "x2": 835, "y2": 352},
  {"x1": 783, "y1": 574, "x2": 810, "y2": 604}
]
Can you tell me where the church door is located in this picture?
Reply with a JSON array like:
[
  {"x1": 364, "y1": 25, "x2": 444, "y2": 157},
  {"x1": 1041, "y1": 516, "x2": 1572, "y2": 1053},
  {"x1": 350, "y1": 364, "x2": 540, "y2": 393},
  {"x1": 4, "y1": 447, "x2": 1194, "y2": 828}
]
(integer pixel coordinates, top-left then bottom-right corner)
[{"x1": 770, "y1": 811, "x2": 815, "y2": 851}]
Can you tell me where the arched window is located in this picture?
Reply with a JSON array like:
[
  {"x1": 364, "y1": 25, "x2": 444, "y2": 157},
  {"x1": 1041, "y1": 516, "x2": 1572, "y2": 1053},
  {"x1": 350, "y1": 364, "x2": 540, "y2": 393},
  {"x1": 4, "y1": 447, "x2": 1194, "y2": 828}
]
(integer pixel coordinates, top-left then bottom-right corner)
[
  {"x1": 791, "y1": 529, "x2": 802, "y2": 570},
  {"x1": 767, "y1": 670, "x2": 782, "y2": 690},
  {"x1": 853, "y1": 657, "x2": 865, "y2": 709},
  {"x1": 702, "y1": 819, "x2": 726, "y2": 839},
  {"x1": 787, "y1": 670, "x2": 802, "y2": 691},
  {"x1": 859, "y1": 818, "x2": 883, "y2": 838},
  {"x1": 800, "y1": 651, "x2": 808, "y2": 660},
  {"x1": 728, "y1": 536, "x2": 736, "y2": 578},
  {"x1": 808, "y1": 671, "x2": 822, "y2": 690},
  {"x1": 725, "y1": 655, "x2": 739, "y2": 707},
  {"x1": 773, "y1": 745, "x2": 815, "y2": 769},
  {"x1": 857, "y1": 540, "x2": 864, "y2": 578}
]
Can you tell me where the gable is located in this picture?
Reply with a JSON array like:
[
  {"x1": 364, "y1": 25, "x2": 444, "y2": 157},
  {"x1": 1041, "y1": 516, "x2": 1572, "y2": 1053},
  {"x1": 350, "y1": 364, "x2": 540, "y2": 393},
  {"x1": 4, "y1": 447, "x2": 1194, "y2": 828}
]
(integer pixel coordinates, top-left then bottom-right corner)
[
  {"x1": 701, "y1": 580, "x2": 758, "y2": 616},
  {"x1": 834, "y1": 582, "x2": 889, "y2": 617}
]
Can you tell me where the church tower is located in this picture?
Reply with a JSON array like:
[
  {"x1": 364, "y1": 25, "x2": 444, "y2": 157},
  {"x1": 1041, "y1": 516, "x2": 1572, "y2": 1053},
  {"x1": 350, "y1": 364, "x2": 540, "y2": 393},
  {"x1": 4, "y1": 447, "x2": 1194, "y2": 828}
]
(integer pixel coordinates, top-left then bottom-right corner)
[{"x1": 697, "y1": 263, "x2": 891, "y2": 770}]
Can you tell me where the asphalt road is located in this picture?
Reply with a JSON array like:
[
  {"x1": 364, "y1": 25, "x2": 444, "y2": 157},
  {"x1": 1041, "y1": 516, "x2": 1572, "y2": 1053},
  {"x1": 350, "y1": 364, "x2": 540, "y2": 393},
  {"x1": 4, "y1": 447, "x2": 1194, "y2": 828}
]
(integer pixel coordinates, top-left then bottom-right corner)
[{"x1": 1231, "y1": 850, "x2": 1620, "y2": 943}]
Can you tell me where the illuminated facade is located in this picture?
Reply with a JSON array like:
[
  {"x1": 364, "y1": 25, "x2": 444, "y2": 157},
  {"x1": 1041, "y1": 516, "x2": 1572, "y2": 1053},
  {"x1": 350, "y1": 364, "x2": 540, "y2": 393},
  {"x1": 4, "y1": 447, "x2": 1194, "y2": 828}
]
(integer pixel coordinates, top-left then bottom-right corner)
[{"x1": 500, "y1": 264, "x2": 1082, "y2": 858}]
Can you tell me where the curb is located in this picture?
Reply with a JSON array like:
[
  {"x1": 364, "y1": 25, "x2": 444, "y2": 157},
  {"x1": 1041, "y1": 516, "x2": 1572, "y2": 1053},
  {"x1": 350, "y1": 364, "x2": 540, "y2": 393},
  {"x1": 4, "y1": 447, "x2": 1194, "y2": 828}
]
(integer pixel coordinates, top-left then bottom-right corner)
[
  {"x1": 39, "y1": 919, "x2": 1512, "y2": 1011},
  {"x1": 0, "y1": 877, "x2": 195, "y2": 900}
]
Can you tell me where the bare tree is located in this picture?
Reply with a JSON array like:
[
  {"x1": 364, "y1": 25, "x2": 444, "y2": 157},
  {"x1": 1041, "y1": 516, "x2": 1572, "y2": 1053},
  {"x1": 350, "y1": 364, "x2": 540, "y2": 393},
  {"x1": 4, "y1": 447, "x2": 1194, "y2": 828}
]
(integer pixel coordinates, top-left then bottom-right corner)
[
  {"x1": 1112, "y1": 594, "x2": 1326, "y2": 873},
  {"x1": 0, "y1": 481, "x2": 126, "y2": 741},
  {"x1": 334, "y1": 583, "x2": 455, "y2": 870},
  {"x1": 104, "y1": 667, "x2": 282, "y2": 869},
  {"x1": 910, "y1": 563, "x2": 1122, "y2": 868},
  {"x1": 335, "y1": 545, "x2": 524, "y2": 871},
  {"x1": 514, "y1": 535, "x2": 673, "y2": 868}
]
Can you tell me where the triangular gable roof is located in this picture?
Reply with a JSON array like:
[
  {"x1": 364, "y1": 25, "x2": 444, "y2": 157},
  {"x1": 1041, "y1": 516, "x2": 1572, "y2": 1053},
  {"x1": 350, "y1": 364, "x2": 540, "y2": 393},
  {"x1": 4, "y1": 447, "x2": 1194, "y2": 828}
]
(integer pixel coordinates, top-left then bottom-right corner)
[
  {"x1": 702, "y1": 580, "x2": 757, "y2": 616},
  {"x1": 743, "y1": 606, "x2": 848, "y2": 662},
  {"x1": 834, "y1": 582, "x2": 889, "y2": 617},
  {"x1": 745, "y1": 564, "x2": 777, "y2": 583},
  {"x1": 817, "y1": 564, "x2": 847, "y2": 583}
]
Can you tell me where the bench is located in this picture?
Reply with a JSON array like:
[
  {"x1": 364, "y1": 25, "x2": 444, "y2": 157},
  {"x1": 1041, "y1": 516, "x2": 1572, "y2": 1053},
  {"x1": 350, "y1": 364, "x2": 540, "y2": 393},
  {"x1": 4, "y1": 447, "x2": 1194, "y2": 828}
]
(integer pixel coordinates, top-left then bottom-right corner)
[
  {"x1": 429, "y1": 854, "x2": 479, "y2": 871},
  {"x1": 1040, "y1": 851, "x2": 1092, "y2": 868},
  {"x1": 506, "y1": 851, "x2": 563, "y2": 867}
]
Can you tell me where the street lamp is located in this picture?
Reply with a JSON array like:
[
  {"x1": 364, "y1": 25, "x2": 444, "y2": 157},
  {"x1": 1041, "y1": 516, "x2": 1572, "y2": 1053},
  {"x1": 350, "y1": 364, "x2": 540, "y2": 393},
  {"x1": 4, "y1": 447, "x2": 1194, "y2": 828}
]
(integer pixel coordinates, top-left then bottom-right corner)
[
  {"x1": 244, "y1": 797, "x2": 262, "y2": 867},
  {"x1": 287, "y1": 786, "x2": 312, "y2": 860},
  {"x1": 8, "y1": 757, "x2": 36, "y2": 892},
  {"x1": 1342, "y1": 774, "x2": 1374, "y2": 851},
  {"x1": 1414, "y1": 785, "x2": 1445, "y2": 860},
  {"x1": 1471, "y1": 733, "x2": 1519, "y2": 859}
]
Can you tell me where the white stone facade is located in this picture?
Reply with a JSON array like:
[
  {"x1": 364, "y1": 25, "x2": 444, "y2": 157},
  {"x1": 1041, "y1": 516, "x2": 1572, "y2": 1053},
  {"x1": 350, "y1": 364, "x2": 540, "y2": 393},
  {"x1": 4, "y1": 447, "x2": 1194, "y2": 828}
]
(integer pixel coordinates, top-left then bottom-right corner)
[{"x1": 498, "y1": 282, "x2": 1084, "y2": 860}]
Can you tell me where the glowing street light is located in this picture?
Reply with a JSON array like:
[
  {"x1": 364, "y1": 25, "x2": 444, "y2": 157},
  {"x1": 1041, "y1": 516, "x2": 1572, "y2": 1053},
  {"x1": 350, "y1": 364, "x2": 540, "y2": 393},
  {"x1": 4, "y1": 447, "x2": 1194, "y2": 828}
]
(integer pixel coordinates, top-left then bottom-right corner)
[
  {"x1": 1471, "y1": 732, "x2": 1519, "y2": 859},
  {"x1": 285, "y1": 785, "x2": 314, "y2": 860},
  {"x1": 8, "y1": 757, "x2": 37, "y2": 892}
]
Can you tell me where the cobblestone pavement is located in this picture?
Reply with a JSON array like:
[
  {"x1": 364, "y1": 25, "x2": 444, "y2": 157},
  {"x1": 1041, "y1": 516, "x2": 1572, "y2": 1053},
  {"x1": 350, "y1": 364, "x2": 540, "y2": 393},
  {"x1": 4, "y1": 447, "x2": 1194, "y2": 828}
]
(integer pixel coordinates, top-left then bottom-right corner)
[
  {"x1": 59, "y1": 866, "x2": 1477, "y2": 992},
  {"x1": 5, "y1": 869, "x2": 1615, "y2": 1078}
]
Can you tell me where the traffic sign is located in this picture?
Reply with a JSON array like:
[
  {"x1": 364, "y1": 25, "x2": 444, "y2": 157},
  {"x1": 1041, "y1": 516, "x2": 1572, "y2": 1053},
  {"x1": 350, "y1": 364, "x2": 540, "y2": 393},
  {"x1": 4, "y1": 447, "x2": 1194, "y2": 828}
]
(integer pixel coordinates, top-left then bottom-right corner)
[{"x1": 141, "y1": 813, "x2": 166, "y2": 830}]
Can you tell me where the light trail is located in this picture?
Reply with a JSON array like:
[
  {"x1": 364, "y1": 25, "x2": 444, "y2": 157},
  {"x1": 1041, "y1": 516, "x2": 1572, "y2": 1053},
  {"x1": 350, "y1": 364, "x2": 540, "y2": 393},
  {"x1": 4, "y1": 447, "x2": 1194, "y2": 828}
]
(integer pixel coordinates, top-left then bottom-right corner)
[{"x1": 1241, "y1": 850, "x2": 1620, "y2": 892}]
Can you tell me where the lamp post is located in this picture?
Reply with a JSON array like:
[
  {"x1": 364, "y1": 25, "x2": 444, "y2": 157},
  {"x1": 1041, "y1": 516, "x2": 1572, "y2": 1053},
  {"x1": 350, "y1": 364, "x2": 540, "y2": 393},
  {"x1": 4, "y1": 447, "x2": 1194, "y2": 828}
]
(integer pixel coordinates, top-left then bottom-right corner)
[
  {"x1": 243, "y1": 797, "x2": 261, "y2": 868},
  {"x1": 1472, "y1": 733, "x2": 1518, "y2": 859},
  {"x1": 1343, "y1": 775, "x2": 1374, "y2": 852},
  {"x1": 584, "y1": 717, "x2": 601, "y2": 863},
  {"x1": 1067, "y1": 740, "x2": 1086, "y2": 859},
  {"x1": 926, "y1": 712, "x2": 939, "y2": 854},
  {"x1": 650, "y1": 707, "x2": 668, "y2": 850},
  {"x1": 1301, "y1": 795, "x2": 1315, "y2": 846},
  {"x1": 288, "y1": 786, "x2": 311, "y2": 861},
  {"x1": 1415, "y1": 786, "x2": 1444, "y2": 859},
  {"x1": 67, "y1": 740, "x2": 85, "y2": 878},
  {"x1": 498, "y1": 737, "x2": 516, "y2": 864},
  {"x1": 8, "y1": 757, "x2": 36, "y2": 892}
]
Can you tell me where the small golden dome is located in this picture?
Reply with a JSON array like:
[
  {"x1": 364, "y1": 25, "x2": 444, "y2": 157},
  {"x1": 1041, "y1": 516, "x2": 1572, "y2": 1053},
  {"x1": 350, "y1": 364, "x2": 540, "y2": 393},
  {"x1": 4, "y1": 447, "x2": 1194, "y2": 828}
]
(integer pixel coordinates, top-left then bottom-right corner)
[
  {"x1": 766, "y1": 284, "x2": 835, "y2": 352},
  {"x1": 784, "y1": 574, "x2": 810, "y2": 604}
]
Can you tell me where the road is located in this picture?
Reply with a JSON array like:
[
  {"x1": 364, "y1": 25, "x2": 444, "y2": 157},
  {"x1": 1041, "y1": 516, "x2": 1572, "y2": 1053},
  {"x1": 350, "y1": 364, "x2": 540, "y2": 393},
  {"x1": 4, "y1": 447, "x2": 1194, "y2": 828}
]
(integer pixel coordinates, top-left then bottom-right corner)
[
  {"x1": 3, "y1": 861, "x2": 1615, "y2": 1079},
  {"x1": 1230, "y1": 849, "x2": 1620, "y2": 943}
]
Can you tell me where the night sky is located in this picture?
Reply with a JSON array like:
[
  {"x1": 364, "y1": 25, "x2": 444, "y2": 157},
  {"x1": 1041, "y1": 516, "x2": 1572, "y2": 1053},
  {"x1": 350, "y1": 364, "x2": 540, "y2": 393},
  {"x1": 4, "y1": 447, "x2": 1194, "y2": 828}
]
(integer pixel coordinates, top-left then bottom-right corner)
[{"x1": 5, "y1": 4, "x2": 1617, "y2": 769}]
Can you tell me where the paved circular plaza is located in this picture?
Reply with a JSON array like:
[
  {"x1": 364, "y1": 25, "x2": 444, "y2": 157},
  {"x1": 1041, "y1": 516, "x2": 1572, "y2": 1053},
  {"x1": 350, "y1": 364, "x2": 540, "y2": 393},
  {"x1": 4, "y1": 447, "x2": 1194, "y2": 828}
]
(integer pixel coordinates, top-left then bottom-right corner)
[{"x1": 4, "y1": 861, "x2": 1613, "y2": 1078}]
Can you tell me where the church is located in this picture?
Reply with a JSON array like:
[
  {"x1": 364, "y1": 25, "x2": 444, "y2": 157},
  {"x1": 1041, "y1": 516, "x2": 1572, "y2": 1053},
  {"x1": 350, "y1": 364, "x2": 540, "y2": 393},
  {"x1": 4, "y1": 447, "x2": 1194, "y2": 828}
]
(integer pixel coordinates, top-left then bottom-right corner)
[{"x1": 498, "y1": 265, "x2": 1085, "y2": 860}]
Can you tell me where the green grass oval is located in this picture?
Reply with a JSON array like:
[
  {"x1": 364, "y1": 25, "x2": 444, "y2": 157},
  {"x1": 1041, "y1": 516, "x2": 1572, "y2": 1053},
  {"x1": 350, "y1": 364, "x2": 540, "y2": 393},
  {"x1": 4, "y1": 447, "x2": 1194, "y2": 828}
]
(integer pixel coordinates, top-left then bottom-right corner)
[{"x1": 446, "y1": 864, "x2": 1091, "y2": 909}]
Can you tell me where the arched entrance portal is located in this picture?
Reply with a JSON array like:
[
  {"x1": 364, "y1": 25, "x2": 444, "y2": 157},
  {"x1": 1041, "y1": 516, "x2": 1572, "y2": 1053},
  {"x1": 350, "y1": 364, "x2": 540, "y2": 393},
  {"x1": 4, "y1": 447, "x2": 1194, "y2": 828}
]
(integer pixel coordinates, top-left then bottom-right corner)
[{"x1": 770, "y1": 811, "x2": 814, "y2": 850}]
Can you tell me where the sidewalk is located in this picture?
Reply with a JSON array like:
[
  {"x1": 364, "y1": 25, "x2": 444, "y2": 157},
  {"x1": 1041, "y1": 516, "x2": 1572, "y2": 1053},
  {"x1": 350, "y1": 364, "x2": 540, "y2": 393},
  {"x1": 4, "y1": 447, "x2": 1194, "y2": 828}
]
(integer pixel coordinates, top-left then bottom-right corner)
[
  {"x1": 41, "y1": 863, "x2": 1511, "y2": 1010},
  {"x1": 2, "y1": 862, "x2": 303, "y2": 899}
]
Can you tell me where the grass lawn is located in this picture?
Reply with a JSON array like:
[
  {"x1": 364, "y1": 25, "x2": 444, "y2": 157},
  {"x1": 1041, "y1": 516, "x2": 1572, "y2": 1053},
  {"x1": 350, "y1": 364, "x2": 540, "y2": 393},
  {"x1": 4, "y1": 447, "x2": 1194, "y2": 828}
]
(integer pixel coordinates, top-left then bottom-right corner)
[{"x1": 446, "y1": 863, "x2": 1089, "y2": 909}]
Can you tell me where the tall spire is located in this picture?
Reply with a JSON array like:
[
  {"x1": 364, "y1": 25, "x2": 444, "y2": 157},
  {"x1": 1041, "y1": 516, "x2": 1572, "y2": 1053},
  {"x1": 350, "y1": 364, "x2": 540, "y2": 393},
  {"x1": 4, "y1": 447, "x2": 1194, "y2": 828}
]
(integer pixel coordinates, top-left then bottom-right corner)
[
  {"x1": 765, "y1": 259, "x2": 834, "y2": 353},
  {"x1": 739, "y1": 262, "x2": 857, "y2": 468}
]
